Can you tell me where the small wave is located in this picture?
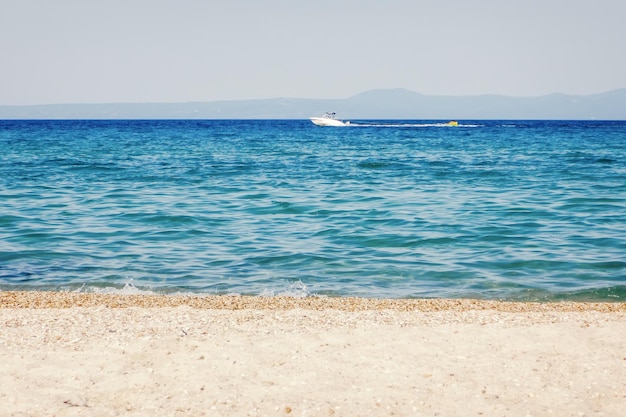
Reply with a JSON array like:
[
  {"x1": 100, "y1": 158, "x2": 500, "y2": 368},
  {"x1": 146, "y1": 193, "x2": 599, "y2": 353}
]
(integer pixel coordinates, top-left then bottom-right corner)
[
  {"x1": 545, "y1": 285, "x2": 626, "y2": 302},
  {"x1": 64, "y1": 279, "x2": 313, "y2": 298},
  {"x1": 259, "y1": 280, "x2": 311, "y2": 298},
  {"x1": 72, "y1": 280, "x2": 158, "y2": 295}
]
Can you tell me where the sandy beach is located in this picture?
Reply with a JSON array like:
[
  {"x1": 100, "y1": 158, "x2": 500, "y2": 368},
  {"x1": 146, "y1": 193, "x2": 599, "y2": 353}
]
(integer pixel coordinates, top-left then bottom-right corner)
[{"x1": 1, "y1": 292, "x2": 625, "y2": 416}]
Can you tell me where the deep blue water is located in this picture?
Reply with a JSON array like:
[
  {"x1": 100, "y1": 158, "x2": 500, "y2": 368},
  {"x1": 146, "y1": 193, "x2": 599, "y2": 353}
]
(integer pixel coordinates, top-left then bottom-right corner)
[{"x1": 1, "y1": 119, "x2": 625, "y2": 300}]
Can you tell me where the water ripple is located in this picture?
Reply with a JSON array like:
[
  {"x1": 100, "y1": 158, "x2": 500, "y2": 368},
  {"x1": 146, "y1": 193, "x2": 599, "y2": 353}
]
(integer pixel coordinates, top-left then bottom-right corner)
[{"x1": 1, "y1": 120, "x2": 625, "y2": 300}]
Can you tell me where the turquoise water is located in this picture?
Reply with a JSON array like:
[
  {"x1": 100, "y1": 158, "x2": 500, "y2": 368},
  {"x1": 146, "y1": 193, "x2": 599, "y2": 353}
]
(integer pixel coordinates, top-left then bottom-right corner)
[{"x1": 1, "y1": 119, "x2": 625, "y2": 300}]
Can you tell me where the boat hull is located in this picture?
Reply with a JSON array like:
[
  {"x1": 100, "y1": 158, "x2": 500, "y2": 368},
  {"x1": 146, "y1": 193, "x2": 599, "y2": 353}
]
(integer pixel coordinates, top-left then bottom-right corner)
[{"x1": 310, "y1": 117, "x2": 349, "y2": 127}]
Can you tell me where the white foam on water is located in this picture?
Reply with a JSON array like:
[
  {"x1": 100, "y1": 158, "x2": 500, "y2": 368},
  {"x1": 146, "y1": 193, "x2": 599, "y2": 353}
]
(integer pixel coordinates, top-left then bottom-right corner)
[
  {"x1": 70, "y1": 279, "x2": 314, "y2": 298},
  {"x1": 259, "y1": 280, "x2": 311, "y2": 298},
  {"x1": 349, "y1": 122, "x2": 481, "y2": 128},
  {"x1": 71, "y1": 280, "x2": 164, "y2": 296}
]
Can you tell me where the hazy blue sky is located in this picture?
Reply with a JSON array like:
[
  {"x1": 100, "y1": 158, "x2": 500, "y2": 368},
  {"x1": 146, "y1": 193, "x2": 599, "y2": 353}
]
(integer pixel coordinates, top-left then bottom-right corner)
[{"x1": 2, "y1": 0, "x2": 625, "y2": 105}]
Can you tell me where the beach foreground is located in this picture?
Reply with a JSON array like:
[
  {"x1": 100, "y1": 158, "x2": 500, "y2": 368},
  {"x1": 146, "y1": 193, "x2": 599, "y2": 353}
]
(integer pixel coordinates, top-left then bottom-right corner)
[{"x1": 1, "y1": 292, "x2": 625, "y2": 416}]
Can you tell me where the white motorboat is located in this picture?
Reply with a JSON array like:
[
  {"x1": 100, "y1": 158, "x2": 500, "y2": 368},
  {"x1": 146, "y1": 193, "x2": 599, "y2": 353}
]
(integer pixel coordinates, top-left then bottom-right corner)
[{"x1": 309, "y1": 112, "x2": 350, "y2": 127}]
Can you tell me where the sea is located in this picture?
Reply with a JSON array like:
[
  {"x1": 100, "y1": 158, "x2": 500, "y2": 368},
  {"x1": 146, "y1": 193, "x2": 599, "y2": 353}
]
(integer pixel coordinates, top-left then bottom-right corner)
[{"x1": 1, "y1": 119, "x2": 625, "y2": 301}]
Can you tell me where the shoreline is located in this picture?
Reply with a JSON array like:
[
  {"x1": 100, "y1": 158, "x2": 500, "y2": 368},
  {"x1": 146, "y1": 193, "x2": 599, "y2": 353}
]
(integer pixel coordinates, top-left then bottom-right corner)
[
  {"x1": 2, "y1": 291, "x2": 625, "y2": 312},
  {"x1": 2, "y1": 291, "x2": 625, "y2": 416}
]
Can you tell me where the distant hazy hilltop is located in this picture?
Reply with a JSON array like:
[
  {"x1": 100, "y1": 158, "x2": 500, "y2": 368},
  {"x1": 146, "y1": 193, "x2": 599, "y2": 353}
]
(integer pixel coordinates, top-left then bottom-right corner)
[{"x1": 1, "y1": 88, "x2": 625, "y2": 120}]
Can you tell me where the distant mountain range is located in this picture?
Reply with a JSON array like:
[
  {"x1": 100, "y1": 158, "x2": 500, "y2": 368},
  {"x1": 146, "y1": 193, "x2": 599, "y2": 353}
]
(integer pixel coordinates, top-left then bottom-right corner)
[{"x1": 2, "y1": 88, "x2": 626, "y2": 120}]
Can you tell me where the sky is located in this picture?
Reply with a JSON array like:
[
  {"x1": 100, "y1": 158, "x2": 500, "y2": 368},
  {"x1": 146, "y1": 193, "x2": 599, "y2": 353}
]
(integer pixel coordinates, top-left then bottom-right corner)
[{"x1": 1, "y1": 0, "x2": 625, "y2": 105}]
